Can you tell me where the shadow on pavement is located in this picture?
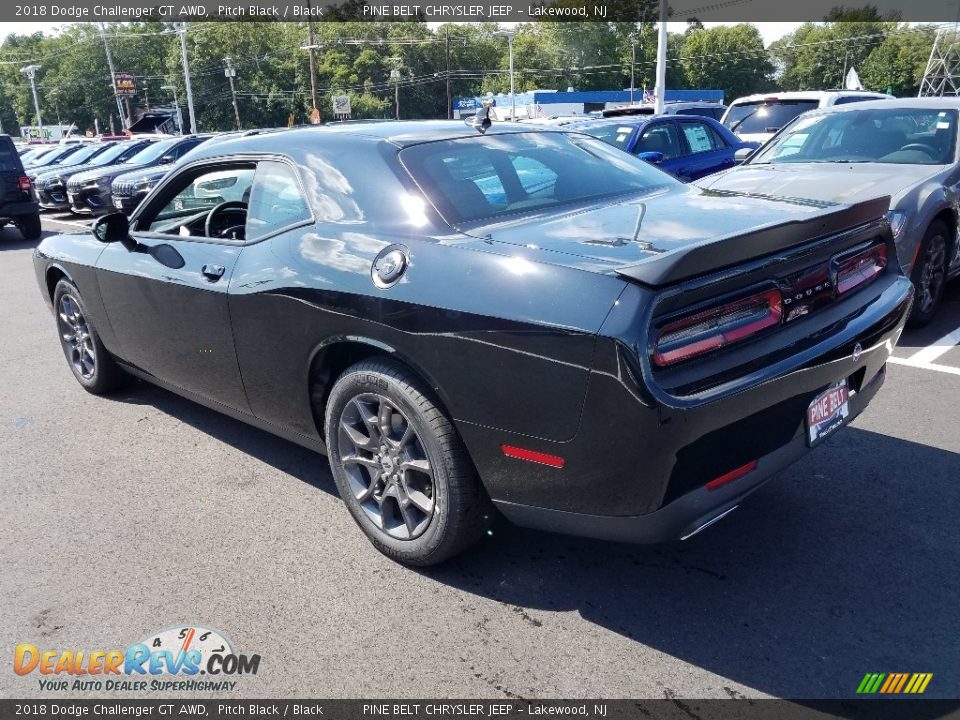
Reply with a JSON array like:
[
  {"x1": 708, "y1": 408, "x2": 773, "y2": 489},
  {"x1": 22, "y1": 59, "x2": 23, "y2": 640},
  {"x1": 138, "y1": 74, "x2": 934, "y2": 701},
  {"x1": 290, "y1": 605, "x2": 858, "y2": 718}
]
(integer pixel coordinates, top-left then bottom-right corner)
[
  {"x1": 103, "y1": 375, "x2": 958, "y2": 700},
  {"x1": 423, "y1": 426, "x2": 960, "y2": 700}
]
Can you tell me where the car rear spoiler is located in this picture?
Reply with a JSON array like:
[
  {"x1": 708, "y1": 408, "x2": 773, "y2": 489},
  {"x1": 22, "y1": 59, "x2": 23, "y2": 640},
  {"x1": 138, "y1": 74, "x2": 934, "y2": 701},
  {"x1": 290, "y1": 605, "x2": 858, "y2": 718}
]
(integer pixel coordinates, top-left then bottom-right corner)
[{"x1": 615, "y1": 194, "x2": 892, "y2": 288}]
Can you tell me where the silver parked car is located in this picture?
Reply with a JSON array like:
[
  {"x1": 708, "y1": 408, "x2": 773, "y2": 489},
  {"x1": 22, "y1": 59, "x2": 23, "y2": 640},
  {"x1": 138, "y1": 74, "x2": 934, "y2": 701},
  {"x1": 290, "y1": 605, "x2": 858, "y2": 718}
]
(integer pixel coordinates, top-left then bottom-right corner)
[{"x1": 696, "y1": 97, "x2": 960, "y2": 326}]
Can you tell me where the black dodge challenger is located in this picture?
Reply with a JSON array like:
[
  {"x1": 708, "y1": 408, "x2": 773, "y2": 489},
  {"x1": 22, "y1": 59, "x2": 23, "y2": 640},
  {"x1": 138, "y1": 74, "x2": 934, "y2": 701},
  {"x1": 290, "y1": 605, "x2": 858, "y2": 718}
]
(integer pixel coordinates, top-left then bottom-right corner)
[{"x1": 33, "y1": 121, "x2": 913, "y2": 565}]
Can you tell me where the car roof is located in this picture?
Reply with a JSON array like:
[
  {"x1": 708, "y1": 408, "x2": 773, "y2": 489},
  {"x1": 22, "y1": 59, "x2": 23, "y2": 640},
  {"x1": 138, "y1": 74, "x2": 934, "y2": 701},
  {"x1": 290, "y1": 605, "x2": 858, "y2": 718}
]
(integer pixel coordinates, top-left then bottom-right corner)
[
  {"x1": 185, "y1": 120, "x2": 564, "y2": 159},
  {"x1": 729, "y1": 90, "x2": 889, "y2": 104}
]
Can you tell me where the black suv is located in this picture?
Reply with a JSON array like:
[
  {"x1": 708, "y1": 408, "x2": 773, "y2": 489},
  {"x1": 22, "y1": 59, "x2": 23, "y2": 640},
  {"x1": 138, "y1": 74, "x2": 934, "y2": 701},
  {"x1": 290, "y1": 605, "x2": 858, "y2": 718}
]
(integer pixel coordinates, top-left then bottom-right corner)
[{"x1": 0, "y1": 135, "x2": 42, "y2": 240}]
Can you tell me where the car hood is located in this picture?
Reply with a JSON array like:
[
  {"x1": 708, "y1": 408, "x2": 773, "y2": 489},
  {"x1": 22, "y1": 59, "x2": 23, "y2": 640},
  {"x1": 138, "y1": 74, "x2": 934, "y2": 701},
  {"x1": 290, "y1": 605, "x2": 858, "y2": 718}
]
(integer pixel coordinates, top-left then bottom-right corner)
[
  {"x1": 695, "y1": 162, "x2": 945, "y2": 207},
  {"x1": 114, "y1": 166, "x2": 169, "y2": 184},
  {"x1": 461, "y1": 185, "x2": 888, "y2": 286},
  {"x1": 69, "y1": 163, "x2": 151, "y2": 185}
]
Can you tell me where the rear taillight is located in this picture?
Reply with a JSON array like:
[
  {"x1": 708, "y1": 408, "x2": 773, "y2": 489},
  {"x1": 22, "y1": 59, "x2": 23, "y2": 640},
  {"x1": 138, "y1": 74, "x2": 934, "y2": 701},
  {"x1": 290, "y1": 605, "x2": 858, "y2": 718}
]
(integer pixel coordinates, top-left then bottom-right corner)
[
  {"x1": 18, "y1": 176, "x2": 32, "y2": 193},
  {"x1": 653, "y1": 289, "x2": 783, "y2": 367},
  {"x1": 836, "y1": 244, "x2": 887, "y2": 295}
]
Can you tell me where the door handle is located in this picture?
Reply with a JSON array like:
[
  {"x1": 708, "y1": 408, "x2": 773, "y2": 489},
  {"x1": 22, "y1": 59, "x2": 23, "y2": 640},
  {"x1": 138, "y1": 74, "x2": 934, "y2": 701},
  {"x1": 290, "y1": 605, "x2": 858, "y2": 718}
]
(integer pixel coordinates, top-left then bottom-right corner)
[{"x1": 201, "y1": 264, "x2": 225, "y2": 282}]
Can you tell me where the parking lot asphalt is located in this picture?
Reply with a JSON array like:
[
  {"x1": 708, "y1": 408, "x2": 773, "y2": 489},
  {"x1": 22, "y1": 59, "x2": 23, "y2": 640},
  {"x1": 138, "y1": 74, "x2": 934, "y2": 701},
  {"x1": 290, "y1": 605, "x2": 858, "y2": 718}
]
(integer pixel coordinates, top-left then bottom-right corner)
[{"x1": 1, "y1": 216, "x2": 959, "y2": 701}]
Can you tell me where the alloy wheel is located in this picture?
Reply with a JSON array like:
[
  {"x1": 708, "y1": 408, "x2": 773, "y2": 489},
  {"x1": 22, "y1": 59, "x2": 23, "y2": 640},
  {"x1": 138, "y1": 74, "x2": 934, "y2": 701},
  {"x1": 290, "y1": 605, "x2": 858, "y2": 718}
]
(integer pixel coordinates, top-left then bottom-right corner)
[
  {"x1": 57, "y1": 295, "x2": 96, "y2": 380},
  {"x1": 917, "y1": 235, "x2": 947, "y2": 314},
  {"x1": 337, "y1": 394, "x2": 435, "y2": 540}
]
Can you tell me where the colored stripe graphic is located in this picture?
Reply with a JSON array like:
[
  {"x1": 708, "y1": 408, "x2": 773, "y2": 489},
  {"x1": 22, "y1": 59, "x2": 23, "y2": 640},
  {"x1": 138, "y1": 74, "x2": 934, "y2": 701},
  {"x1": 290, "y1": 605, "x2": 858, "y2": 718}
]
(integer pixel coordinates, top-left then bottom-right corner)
[{"x1": 857, "y1": 673, "x2": 932, "y2": 694}]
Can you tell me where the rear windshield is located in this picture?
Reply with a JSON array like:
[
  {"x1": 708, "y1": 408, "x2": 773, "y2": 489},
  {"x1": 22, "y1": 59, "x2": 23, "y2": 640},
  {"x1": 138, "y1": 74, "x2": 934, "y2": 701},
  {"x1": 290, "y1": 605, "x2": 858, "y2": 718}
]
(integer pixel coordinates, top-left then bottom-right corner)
[
  {"x1": 723, "y1": 100, "x2": 819, "y2": 134},
  {"x1": 575, "y1": 123, "x2": 638, "y2": 150},
  {"x1": 400, "y1": 131, "x2": 676, "y2": 226},
  {"x1": 0, "y1": 139, "x2": 19, "y2": 171}
]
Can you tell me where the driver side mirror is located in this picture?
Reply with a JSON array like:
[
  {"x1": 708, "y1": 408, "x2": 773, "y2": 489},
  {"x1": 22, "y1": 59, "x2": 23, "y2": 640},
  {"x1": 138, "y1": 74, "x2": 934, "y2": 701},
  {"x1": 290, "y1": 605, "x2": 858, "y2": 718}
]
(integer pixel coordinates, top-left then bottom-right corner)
[
  {"x1": 159, "y1": 155, "x2": 175, "y2": 165},
  {"x1": 637, "y1": 151, "x2": 664, "y2": 165},
  {"x1": 734, "y1": 147, "x2": 755, "y2": 164},
  {"x1": 92, "y1": 212, "x2": 129, "y2": 243}
]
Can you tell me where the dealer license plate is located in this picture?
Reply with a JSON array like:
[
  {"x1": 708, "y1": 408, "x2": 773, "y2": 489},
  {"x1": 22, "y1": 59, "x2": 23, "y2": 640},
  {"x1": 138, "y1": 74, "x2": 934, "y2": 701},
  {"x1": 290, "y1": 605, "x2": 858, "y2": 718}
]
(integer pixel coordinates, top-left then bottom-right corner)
[
  {"x1": 114, "y1": 197, "x2": 124, "y2": 208},
  {"x1": 806, "y1": 380, "x2": 849, "y2": 446}
]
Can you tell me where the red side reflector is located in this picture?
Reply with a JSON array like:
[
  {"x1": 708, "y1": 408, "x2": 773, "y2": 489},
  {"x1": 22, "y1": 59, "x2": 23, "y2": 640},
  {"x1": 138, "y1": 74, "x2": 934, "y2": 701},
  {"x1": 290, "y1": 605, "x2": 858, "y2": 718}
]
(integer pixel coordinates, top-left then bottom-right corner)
[
  {"x1": 501, "y1": 444, "x2": 565, "y2": 468},
  {"x1": 706, "y1": 460, "x2": 758, "y2": 491}
]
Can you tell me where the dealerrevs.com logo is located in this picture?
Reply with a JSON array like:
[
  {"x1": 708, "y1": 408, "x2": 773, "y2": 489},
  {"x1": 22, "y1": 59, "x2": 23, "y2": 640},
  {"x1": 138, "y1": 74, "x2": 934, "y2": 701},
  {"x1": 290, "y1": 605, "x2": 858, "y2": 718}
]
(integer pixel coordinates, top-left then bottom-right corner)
[{"x1": 14, "y1": 625, "x2": 261, "y2": 692}]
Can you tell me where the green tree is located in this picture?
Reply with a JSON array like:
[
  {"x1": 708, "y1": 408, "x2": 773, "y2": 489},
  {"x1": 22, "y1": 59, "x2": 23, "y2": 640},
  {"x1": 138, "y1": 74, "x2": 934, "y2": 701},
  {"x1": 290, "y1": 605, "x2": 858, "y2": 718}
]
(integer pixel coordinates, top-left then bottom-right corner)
[
  {"x1": 860, "y1": 25, "x2": 937, "y2": 95},
  {"x1": 680, "y1": 24, "x2": 772, "y2": 100}
]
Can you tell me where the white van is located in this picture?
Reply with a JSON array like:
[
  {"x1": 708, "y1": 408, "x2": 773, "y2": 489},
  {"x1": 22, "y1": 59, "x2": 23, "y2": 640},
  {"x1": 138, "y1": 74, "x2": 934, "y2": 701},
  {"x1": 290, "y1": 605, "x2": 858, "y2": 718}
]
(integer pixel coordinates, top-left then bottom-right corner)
[{"x1": 721, "y1": 90, "x2": 891, "y2": 144}]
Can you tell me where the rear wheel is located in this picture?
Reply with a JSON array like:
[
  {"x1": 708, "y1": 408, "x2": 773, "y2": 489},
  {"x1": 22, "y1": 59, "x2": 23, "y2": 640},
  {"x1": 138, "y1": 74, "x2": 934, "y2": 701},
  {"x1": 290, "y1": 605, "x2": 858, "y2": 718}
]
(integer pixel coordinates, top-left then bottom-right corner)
[
  {"x1": 908, "y1": 221, "x2": 949, "y2": 328},
  {"x1": 324, "y1": 358, "x2": 489, "y2": 566},
  {"x1": 53, "y1": 279, "x2": 127, "y2": 394},
  {"x1": 15, "y1": 212, "x2": 42, "y2": 241}
]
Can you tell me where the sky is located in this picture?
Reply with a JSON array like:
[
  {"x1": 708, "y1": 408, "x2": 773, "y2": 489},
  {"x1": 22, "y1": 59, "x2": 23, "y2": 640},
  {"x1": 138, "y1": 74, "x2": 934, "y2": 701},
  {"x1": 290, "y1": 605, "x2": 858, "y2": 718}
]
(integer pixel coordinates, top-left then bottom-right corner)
[{"x1": 4, "y1": 21, "x2": 805, "y2": 46}]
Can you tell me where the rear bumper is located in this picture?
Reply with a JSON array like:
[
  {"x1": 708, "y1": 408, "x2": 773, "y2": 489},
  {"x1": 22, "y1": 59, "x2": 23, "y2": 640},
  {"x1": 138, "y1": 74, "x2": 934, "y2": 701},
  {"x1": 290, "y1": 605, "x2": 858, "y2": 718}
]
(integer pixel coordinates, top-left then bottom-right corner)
[
  {"x1": 468, "y1": 274, "x2": 913, "y2": 543},
  {"x1": 494, "y1": 362, "x2": 887, "y2": 544}
]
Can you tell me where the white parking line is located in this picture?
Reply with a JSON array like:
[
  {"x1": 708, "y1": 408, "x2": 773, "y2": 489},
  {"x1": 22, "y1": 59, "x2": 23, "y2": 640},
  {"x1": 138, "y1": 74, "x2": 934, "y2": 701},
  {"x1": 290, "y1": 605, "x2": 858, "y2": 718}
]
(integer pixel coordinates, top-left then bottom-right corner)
[
  {"x1": 45, "y1": 218, "x2": 92, "y2": 231},
  {"x1": 888, "y1": 356, "x2": 960, "y2": 376},
  {"x1": 907, "y1": 326, "x2": 960, "y2": 364}
]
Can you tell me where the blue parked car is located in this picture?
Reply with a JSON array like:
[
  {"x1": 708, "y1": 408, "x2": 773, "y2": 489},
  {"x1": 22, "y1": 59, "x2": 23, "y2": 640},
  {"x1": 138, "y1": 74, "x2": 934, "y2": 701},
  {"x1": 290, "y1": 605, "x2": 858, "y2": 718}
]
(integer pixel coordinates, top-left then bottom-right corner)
[{"x1": 566, "y1": 115, "x2": 760, "y2": 182}]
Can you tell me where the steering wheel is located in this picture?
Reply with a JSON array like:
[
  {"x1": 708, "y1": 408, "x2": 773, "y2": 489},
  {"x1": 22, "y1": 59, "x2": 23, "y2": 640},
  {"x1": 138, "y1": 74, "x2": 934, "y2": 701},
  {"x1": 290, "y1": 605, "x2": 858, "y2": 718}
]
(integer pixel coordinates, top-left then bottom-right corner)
[
  {"x1": 205, "y1": 201, "x2": 247, "y2": 239},
  {"x1": 899, "y1": 143, "x2": 937, "y2": 159}
]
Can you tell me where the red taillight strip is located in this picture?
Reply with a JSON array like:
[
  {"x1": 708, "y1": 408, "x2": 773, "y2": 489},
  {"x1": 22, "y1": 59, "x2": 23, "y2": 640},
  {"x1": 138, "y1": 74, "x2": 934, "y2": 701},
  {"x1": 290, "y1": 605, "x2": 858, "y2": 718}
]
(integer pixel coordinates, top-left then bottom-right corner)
[
  {"x1": 18, "y1": 176, "x2": 32, "y2": 192},
  {"x1": 837, "y1": 244, "x2": 887, "y2": 295},
  {"x1": 706, "y1": 460, "x2": 758, "y2": 491},
  {"x1": 501, "y1": 444, "x2": 565, "y2": 468},
  {"x1": 653, "y1": 289, "x2": 783, "y2": 367}
]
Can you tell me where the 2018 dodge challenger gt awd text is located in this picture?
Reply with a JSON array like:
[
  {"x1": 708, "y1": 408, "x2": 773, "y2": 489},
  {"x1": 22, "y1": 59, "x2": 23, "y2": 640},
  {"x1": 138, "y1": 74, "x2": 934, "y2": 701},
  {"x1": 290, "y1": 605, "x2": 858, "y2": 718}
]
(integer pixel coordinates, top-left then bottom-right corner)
[{"x1": 33, "y1": 121, "x2": 914, "y2": 565}]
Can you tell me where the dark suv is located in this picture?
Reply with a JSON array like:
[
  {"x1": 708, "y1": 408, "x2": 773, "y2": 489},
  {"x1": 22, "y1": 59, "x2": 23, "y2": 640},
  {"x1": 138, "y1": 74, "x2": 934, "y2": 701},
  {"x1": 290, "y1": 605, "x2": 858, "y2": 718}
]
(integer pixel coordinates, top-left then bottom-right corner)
[{"x1": 0, "y1": 135, "x2": 42, "y2": 240}]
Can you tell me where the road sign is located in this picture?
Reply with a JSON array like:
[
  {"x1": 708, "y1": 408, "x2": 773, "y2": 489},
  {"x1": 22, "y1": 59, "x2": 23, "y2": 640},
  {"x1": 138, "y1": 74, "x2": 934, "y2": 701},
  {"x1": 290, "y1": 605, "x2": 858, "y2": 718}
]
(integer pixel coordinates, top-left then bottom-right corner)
[
  {"x1": 113, "y1": 72, "x2": 136, "y2": 96},
  {"x1": 333, "y1": 95, "x2": 351, "y2": 118}
]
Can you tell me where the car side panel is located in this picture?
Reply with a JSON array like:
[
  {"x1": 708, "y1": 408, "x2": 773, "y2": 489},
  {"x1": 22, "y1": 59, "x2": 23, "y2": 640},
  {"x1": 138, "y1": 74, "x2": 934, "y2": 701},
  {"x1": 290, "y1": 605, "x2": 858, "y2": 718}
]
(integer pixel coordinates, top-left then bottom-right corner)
[{"x1": 228, "y1": 227, "x2": 626, "y2": 444}]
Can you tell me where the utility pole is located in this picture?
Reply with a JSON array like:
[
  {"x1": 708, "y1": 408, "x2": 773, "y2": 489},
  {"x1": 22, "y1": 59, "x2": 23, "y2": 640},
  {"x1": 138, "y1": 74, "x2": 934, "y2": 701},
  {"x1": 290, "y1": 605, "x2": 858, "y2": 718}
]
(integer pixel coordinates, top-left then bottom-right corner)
[
  {"x1": 307, "y1": 0, "x2": 319, "y2": 114},
  {"x1": 20, "y1": 64, "x2": 43, "y2": 131},
  {"x1": 177, "y1": 22, "x2": 197, "y2": 133},
  {"x1": 161, "y1": 85, "x2": 183, "y2": 134},
  {"x1": 98, "y1": 23, "x2": 127, "y2": 128},
  {"x1": 495, "y1": 30, "x2": 516, "y2": 120},
  {"x1": 654, "y1": 0, "x2": 667, "y2": 114},
  {"x1": 445, "y1": 28, "x2": 452, "y2": 119},
  {"x1": 630, "y1": 42, "x2": 636, "y2": 104},
  {"x1": 388, "y1": 56, "x2": 402, "y2": 120},
  {"x1": 225, "y1": 57, "x2": 241, "y2": 130}
]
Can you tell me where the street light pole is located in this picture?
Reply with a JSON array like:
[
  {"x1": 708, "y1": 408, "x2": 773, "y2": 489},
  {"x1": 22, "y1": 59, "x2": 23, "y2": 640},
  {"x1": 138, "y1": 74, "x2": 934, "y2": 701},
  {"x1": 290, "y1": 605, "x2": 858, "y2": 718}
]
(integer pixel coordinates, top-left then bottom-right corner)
[
  {"x1": 20, "y1": 64, "x2": 43, "y2": 131},
  {"x1": 388, "y1": 56, "x2": 402, "y2": 120},
  {"x1": 630, "y1": 42, "x2": 636, "y2": 104},
  {"x1": 495, "y1": 30, "x2": 516, "y2": 120},
  {"x1": 306, "y1": 0, "x2": 319, "y2": 114},
  {"x1": 225, "y1": 56, "x2": 241, "y2": 130},
  {"x1": 654, "y1": 0, "x2": 667, "y2": 114},
  {"x1": 177, "y1": 22, "x2": 197, "y2": 133}
]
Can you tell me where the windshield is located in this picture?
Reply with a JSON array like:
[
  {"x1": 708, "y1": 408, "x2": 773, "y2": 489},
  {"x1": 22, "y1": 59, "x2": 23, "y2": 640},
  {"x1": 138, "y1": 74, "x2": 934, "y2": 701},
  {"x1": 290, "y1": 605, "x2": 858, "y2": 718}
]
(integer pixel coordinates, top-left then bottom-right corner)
[
  {"x1": 123, "y1": 138, "x2": 177, "y2": 165},
  {"x1": 85, "y1": 142, "x2": 137, "y2": 167},
  {"x1": 575, "y1": 123, "x2": 638, "y2": 150},
  {"x1": 400, "y1": 131, "x2": 677, "y2": 226},
  {"x1": 723, "y1": 100, "x2": 819, "y2": 134},
  {"x1": 750, "y1": 107, "x2": 958, "y2": 166},
  {"x1": 58, "y1": 143, "x2": 110, "y2": 165},
  {"x1": 31, "y1": 144, "x2": 83, "y2": 168}
]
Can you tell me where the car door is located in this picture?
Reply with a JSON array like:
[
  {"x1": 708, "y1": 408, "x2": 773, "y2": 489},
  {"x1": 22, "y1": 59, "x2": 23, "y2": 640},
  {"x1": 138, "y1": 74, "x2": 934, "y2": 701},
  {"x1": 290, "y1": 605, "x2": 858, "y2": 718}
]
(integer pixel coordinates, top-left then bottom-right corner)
[
  {"x1": 630, "y1": 120, "x2": 684, "y2": 175},
  {"x1": 95, "y1": 160, "x2": 257, "y2": 411},
  {"x1": 672, "y1": 119, "x2": 734, "y2": 181}
]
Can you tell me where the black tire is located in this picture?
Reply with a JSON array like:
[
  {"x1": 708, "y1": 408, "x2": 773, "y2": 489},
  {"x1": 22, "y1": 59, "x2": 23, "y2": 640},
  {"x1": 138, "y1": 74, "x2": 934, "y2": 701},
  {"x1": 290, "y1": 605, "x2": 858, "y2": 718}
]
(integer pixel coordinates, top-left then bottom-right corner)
[
  {"x1": 324, "y1": 358, "x2": 490, "y2": 566},
  {"x1": 908, "y1": 220, "x2": 950, "y2": 328},
  {"x1": 53, "y1": 279, "x2": 127, "y2": 394},
  {"x1": 15, "y1": 212, "x2": 42, "y2": 241}
]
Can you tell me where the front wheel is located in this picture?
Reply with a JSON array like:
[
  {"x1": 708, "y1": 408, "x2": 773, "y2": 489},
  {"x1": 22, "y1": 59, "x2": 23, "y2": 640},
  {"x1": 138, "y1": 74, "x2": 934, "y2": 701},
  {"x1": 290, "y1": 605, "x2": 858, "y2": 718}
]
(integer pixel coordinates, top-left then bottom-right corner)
[
  {"x1": 324, "y1": 359, "x2": 489, "y2": 566},
  {"x1": 53, "y1": 279, "x2": 127, "y2": 394},
  {"x1": 908, "y1": 221, "x2": 949, "y2": 328}
]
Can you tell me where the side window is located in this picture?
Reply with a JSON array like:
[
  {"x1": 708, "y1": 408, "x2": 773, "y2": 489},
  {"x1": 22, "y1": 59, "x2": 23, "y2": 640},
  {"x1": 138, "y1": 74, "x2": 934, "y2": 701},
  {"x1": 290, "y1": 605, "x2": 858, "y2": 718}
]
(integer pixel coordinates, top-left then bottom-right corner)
[
  {"x1": 144, "y1": 165, "x2": 255, "y2": 238},
  {"x1": 171, "y1": 139, "x2": 201, "y2": 160},
  {"x1": 245, "y1": 161, "x2": 312, "y2": 239},
  {"x1": 634, "y1": 123, "x2": 683, "y2": 160},
  {"x1": 834, "y1": 96, "x2": 874, "y2": 106},
  {"x1": 679, "y1": 121, "x2": 723, "y2": 154}
]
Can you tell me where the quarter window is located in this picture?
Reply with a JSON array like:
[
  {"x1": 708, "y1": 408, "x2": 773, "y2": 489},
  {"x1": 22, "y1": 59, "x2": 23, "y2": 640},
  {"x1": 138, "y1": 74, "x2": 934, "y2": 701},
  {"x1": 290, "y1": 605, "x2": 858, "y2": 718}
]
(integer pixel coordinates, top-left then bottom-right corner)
[{"x1": 245, "y1": 161, "x2": 312, "y2": 239}]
